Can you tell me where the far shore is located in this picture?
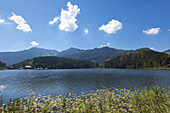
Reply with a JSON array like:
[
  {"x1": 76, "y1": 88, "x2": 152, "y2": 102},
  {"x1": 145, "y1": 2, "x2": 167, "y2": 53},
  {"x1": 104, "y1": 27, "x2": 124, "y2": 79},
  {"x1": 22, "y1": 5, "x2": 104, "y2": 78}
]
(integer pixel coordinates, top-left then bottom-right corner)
[{"x1": 1, "y1": 67, "x2": 170, "y2": 71}]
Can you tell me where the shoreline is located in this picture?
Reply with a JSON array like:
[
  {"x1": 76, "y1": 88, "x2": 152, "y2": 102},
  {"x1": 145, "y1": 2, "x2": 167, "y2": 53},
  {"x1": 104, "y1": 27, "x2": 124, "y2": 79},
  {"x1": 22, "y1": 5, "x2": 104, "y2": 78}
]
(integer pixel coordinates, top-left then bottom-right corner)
[{"x1": 1, "y1": 67, "x2": 170, "y2": 71}]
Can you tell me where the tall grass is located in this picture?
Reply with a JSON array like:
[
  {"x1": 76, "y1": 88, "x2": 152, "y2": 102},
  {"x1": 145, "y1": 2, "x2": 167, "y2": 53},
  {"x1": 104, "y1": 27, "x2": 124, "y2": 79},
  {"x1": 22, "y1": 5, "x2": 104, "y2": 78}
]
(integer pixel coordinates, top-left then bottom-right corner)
[{"x1": 0, "y1": 85, "x2": 169, "y2": 113}]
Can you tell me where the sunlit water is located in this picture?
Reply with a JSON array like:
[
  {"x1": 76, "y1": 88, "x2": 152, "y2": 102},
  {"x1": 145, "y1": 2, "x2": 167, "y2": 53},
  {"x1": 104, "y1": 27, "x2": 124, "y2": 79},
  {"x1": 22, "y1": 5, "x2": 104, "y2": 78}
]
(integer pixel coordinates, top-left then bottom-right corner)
[{"x1": 0, "y1": 69, "x2": 170, "y2": 102}]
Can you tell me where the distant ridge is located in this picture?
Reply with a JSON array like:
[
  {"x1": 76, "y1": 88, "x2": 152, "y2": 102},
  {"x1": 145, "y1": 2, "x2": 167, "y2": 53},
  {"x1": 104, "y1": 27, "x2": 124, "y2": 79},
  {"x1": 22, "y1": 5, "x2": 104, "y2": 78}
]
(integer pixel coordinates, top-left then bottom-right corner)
[
  {"x1": 0, "y1": 47, "x2": 58, "y2": 65},
  {"x1": 61, "y1": 47, "x2": 128, "y2": 63},
  {"x1": 0, "y1": 46, "x2": 169, "y2": 66},
  {"x1": 136, "y1": 47, "x2": 151, "y2": 51},
  {"x1": 164, "y1": 49, "x2": 170, "y2": 54},
  {"x1": 0, "y1": 47, "x2": 128, "y2": 65},
  {"x1": 57, "y1": 47, "x2": 84, "y2": 57}
]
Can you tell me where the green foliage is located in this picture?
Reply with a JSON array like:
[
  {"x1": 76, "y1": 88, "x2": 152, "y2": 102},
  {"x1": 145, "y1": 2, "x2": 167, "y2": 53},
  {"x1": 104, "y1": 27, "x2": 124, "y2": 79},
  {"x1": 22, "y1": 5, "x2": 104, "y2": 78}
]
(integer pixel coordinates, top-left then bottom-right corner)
[
  {"x1": 0, "y1": 85, "x2": 169, "y2": 112},
  {"x1": 131, "y1": 85, "x2": 170, "y2": 112},
  {"x1": 13, "y1": 56, "x2": 98, "y2": 69},
  {"x1": 0, "y1": 60, "x2": 6, "y2": 69},
  {"x1": 104, "y1": 50, "x2": 170, "y2": 69}
]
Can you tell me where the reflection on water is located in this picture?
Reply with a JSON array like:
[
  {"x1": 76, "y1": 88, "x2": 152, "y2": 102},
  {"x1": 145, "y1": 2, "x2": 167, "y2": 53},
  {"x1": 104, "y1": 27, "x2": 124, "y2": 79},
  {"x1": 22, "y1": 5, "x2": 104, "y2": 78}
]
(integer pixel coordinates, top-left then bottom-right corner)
[
  {"x1": 0, "y1": 69, "x2": 170, "y2": 101},
  {"x1": 0, "y1": 85, "x2": 7, "y2": 91}
]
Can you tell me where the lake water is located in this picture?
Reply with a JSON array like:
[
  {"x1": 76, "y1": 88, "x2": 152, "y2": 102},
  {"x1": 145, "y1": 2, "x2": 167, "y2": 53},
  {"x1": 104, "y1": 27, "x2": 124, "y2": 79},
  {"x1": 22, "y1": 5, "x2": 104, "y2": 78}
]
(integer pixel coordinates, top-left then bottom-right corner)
[{"x1": 0, "y1": 69, "x2": 170, "y2": 102}]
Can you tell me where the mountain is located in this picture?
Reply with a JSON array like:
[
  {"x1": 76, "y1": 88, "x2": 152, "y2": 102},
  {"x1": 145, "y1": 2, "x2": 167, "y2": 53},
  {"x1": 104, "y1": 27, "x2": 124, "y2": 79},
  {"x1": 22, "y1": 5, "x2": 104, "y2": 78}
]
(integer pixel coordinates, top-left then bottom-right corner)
[
  {"x1": 104, "y1": 49, "x2": 170, "y2": 69},
  {"x1": 61, "y1": 47, "x2": 128, "y2": 63},
  {"x1": 0, "y1": 46, "x2": 127, "y2": 65},
  {"x1": 137, "y1": 47, "x2": 151, "y2": 51},
  {"x1": 0, "y1": 47, "x2": 58, "y2": 66},
  {"x1": 164, "y1": 49, "x2": 170, "y2": 54},
  {"x1": 12, "y1": 56, "x2": 98, "y2": 69},
  {"x1": 57, "y1": 47, "x2": 84, "y2": 57},
  {"x1": 2, "y1": 46, "x2": 168, "y2": 67}
]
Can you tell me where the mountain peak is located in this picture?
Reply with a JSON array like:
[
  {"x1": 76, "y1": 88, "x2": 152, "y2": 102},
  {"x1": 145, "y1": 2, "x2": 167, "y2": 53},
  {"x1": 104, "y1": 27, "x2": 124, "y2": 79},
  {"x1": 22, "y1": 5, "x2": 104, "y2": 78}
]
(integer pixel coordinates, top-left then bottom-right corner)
[
  {"x1": 98, "y1": 46, "x2": 122, "y2": 51},
  {"x1": 101, "y1": 46, "x2": 114, "y2": 49},
  {"x1": 29, "y1": 47, "x2": 44, "y2": 50},
  {"x1": 164, "y1": 49, "x2": 170, "y2": 53},
  {"x1": 98, "y1": 46, "x2": 109, "y2": 48},
  {"x1": 100, "y1": 46, "x2": 110, "y2": 48},
  {"x1": 29, "y1": 47, "x2": 58, "y2": 52},
  {"x1": 68, "y1": 47, "x2": 81, "y2": 50},
  {"x1": 57, "y1": 47, "x2": 84, "y2": 57},
  {"x1": 137, "y1": 47, "x2": 151, "y2": 51}
]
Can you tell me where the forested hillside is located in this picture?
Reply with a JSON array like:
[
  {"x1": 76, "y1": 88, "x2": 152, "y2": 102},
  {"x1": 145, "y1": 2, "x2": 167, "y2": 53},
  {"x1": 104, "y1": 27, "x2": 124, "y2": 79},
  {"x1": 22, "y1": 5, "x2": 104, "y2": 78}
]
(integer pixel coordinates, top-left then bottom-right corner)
[
  {"x1": 104, "y1": 50, "x2": 170, "y2": 69},
  {"x1": 13, "y1": 56, "x2": 98, "y2": 69},
  {"x1": 62, "y1": 47, "x2": 128, "y2": 63}
]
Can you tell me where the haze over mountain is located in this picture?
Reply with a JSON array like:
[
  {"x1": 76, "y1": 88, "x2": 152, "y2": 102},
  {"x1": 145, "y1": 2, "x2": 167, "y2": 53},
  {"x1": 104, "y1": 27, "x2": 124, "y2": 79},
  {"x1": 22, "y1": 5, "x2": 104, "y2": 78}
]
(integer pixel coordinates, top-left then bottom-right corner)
[{"x1": 0, "y1": 47, "x2": 58, "y2": 66}]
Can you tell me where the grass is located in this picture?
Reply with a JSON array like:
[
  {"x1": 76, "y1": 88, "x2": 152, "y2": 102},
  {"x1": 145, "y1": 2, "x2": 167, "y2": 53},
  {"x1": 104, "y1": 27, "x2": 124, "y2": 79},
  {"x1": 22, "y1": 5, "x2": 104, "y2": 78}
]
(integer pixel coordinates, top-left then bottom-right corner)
[
  {"x1": 0, "y1": 68, "x2": 7, "y2": 70},
  {"x1": 0, "y1": 85, "x2": 169, "y2": 113},
  {"x1": 143, "y1": 67, "x2": 170, "y2": 70}
]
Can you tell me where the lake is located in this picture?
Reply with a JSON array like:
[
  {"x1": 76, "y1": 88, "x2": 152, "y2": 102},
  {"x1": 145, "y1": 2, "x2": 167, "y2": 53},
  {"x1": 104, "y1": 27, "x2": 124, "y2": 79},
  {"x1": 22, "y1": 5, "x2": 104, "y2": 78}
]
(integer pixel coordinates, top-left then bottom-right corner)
[{"x1": 0, "y1": 69, "x2": 170, "y2": 102}]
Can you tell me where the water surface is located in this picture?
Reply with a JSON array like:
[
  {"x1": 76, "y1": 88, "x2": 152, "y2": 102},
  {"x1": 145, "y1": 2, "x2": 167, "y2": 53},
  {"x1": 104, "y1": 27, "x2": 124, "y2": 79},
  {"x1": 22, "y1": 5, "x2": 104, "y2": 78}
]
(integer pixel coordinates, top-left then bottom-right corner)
[{"x1": 0, "y1": 69, "x2": 170, "y2": 102}]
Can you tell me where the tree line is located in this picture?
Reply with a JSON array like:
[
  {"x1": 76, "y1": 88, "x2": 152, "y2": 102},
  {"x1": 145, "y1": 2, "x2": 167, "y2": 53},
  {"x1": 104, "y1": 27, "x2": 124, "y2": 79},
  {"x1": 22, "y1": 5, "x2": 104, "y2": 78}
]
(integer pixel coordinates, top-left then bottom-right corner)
[
  {"x1": 103, "y1": 50, "x2": 170, "y2": 69},
  {"x1": 12, "y1": 56, "x2": 98, "y2": 69},
  {"x1": 0, "y1": 60, "x2": 6, "y2": 69}
]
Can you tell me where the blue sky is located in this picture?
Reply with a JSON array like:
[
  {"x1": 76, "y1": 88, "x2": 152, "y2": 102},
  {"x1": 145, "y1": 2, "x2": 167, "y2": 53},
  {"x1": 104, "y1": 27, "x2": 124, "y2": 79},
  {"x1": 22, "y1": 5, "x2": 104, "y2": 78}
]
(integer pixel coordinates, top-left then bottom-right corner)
[{"x1": 0, "y1": 0, "x2": 170, "y2": 52}]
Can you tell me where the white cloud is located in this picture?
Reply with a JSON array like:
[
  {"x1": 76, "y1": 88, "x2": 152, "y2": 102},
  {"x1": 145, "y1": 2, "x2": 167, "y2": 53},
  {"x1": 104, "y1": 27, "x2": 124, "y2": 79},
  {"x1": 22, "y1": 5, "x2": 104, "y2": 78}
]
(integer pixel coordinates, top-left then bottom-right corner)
[
  {"x1": 0, "y1": 19, "x2": 10, "y2": 24},
  {"x1": 30, "y1": 41, "x2": 39, "y2": 47},
  {"x1": 143, "y1": 28, "x2": 160, "y2": 35},
  {"x1": 168, "y1": 29, "x2": 170, "y2": 31},
  {"x1": 59, "y1": 2, "x2": 80, "y2": 32},
  {"x1": 0, "y1": 19, "x2": 6, "y2": 24},
  {"x1": 49, "y1": 2, "x2": 80, "y2": 32},
  {"x1": 150, "y1": 47, "x2": 155, "y2": 50},
  {"x1": 100, "y1": 43, "x2": 110, "y2": 48},
  {"x1": 9, "y1": 13, "x2": 32, "y2": 32},
  {"x1": 84, "y1": 28, "x2": 88, "y2": 34},
  {"x1": 99, "y1": 19, "x2": 122, "y2": 34},
  {"x1": 49, "y1": 16, "x2": 59, "y2": 25}
]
